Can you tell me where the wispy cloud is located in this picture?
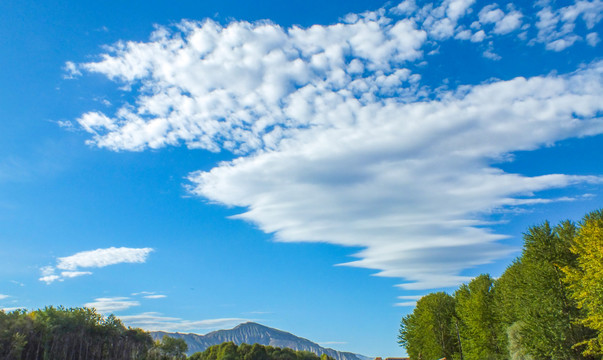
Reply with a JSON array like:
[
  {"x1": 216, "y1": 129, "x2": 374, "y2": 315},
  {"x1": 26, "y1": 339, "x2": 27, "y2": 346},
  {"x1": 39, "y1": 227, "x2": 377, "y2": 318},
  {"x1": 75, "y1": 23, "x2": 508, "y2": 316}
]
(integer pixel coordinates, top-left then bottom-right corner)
[
  {"x1": 118, "y1": 313, "x2": 249, "y2": 333},
  {"x1": 188, "y1": 64, "x2": 603, "y2": 290},
  {"x1": 0, "y1": 294, "x2": 9, "y2": 300},
  {"x1": 144, "y1": 294, "x2": 167, "y2": 299},
  {"x1": 71, "y1": 0, "x2": 603, "y2": 290},
  {"x1": 318, "y1": 341, "x2": 348, "y2": 346},
  {"x1": 245, "y1": 311, "x2": 273, "y2": 315},
  {"x1": 84, "y1": 297, "x2": 141, "y2": 313},
  {"x1": 40, "y1": 247, "x2": 154, "y2": 284},
  {"x1": 1, "y1": 307, "x2": 26, "y2": 312},
  {"x1": 395, "y1": 295, "x2": 425, "y2": 307},
  {"x1": 131, "y1": 291, "x2": 167, "y2": 299}
]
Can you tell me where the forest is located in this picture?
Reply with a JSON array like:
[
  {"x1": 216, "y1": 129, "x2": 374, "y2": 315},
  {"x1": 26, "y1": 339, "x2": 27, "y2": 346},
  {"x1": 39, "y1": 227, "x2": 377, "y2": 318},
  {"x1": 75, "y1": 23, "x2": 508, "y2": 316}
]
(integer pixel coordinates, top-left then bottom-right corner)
[
  {"x1": 0, "y1": 306, "x2": 188, "y2": 359},
  {"x1": 398, "y1": 209, "x2": 603, "y2": 360}
]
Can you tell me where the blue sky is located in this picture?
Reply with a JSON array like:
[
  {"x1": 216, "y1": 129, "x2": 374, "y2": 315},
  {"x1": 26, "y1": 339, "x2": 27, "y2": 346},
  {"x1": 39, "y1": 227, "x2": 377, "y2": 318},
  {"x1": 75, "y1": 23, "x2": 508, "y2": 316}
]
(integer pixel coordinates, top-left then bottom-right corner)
[{"x1": 0, "y1": 0, "x2": 602, "y2": 357}]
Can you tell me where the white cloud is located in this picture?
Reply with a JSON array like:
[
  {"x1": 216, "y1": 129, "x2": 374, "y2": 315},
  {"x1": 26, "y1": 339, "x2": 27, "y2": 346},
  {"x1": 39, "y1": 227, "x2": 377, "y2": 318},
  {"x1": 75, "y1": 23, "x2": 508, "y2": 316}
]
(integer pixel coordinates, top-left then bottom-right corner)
[
  {"x1": 132, "y1": 291, "x2": 157, "y2": 296},
  {"x1": 478, "y1": 5, "x2": 522, "y2": 35},
  {"x1": 393, "y1": 0, "x2": 417, "y2": 15},
  {"x1": 40, "y1": 247, "x2": 154, "y2": 284},
  {"x1": 318, "y1": 341, "x2": 348, "y2": 345},
  {"x1": 60, "y1": 271, "x2": 93, "y2": 278},
  {"x1": 586, "y1": 32, "x2": 601, "y2": 46},
  {"x1": 395, "y1": 295, "x2": 425, "y2": 306},
  {"x1": 479, "y1": 5, "x2": 505, "y2": 24},
  {"x1": 534, "y1": 0, "x2": 603, "y2": 50},
  {"x1": 71, "y1": 2, "x2": 603, "y2": 290},
  {"x1": 85, "y1": 297, "x2": 140, "y2": 313},
  {"x1": 483, "y1": 48, "x2": 501, "y2": 60},
  {"x1": 187, "y1": 63, "x2": 603, "y2": 290},
  {"x1": 1, "y1": 307, "x2": 26, "y2": 312},
  {"x1": 446, "y1": 0, "x2": 475, "y2": 21},
  {"x1": 56, "y1": 247, "x2": 154, "y2": 270},
  {"x1": 471, "y1": 29, "x2": 486, "y2": 42},
  {"x1": 63, "y1": 61, "x2": 81, "y2": 79},
  {"x1": 493, "y1": 11, "x2": 522, "y2": 34},
  {"x1": 39, "y1": 275, "x2": 60, "y2": 284},
  {"x1": 0, "y1": 294, "x2": 9, "y2": 300},
  {"x1": 73, "y1": 1, "x2": 599, "y2": 153},
  {"x1": 77, "y1": 15, "x2": 427, "y2": 152},
  {"x1": 455, "y1": 29, "x2": 472, "y2": 40},
  {"x1": 395, "y1": 302, "x2": 419, "y2": 307},
  {"x1": 118, "y1": 313, "x2": 249, "y2": 332},
  {"x1": 39, "y1": 266, "x2": 61, "y2": 284},
  {"x1": 560, "y1": 0, "x2": 603, "y2": 29},
  {"x1": 409, "y1": 0, "x2": 476, "y2": 40},
  {"x1": 546, "y1": 36, "x2": 580, "y2": 51},
  {"x1": 144, "y1": 294, "x2": 167, "y2": 299}
]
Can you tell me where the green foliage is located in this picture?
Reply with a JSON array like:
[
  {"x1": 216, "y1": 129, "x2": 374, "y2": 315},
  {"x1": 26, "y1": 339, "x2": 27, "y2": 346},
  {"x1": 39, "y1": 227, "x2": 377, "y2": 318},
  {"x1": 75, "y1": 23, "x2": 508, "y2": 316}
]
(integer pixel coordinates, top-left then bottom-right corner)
[
  {"x1": 493, "y1": 259, "x2": 524, "y2": 327},
  {"x1": 0, "y1": 306, "x2": 156, "y2": 360},
  {"x1": 506, "y1": 322, "x2": 532, "y2": 360},
  {"x1": 506, "y1": 220, "x2": 592, "y2": 359},
  {"x1": 399, "y1": 209, "x2": 603, "y2": 360},
  {"x1": 157, "y1": 335, "x2": 188, "y2": 359},
  {"x1": 563, "y1": 209, "x2": 603, "y2": 357},
  {"x1": 454, "y1": 274, "x2": 506, "y2": 360},
  {"x1": 190, "y1": 342, "x2": 334, "y2": 360},
  {"x1": 398, "y1": 292, "x2": 458, "y2": 360}
]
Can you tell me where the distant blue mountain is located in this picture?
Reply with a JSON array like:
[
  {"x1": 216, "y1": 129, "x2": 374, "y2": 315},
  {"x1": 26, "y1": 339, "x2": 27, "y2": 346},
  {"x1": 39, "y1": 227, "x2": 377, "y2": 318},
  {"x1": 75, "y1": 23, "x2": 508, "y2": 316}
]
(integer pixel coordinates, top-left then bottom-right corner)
[{"x1": 151, "y1": 322, "x2": 371, "y2": 360}]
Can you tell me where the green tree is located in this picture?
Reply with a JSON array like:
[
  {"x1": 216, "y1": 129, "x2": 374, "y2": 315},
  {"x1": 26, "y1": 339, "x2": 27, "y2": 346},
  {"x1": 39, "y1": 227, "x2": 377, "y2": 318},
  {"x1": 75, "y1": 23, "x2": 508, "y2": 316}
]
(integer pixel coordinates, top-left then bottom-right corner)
[
  {"x1": 159, "y1": 335, "x2": 188, "y2": 359},
  {"x1": 191, "y1": 343, "x2": 329, "y2": 360},
  {"x1": 563, "y1": 209, "x2": 603, "y2": 357},
  {"x1": 454, "y1": 274, "x2": 505, "y2": 360},
  {"x1": 398, "y1": 292, "x2": 458, "y2": 360},
  {"x1": 498, "y1": 221, "x2": 593, "y2": 359},
  {"x1": 506, "y1": 322, "x2": 532, "y2": 360},
  {"x1": 0, "y1": 306, "x2": 155, "y2": 360},
  {"x1": 245, "y1": 343, "x2": 270, "y2": 360}
]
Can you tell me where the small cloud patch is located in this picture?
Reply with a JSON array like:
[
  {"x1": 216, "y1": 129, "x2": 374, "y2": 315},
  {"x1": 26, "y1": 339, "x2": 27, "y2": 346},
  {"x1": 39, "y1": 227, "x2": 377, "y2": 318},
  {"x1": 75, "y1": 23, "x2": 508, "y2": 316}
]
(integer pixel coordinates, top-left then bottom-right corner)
[{"x1": 40, "y1": 247, "x2": 154, "y2": 284}]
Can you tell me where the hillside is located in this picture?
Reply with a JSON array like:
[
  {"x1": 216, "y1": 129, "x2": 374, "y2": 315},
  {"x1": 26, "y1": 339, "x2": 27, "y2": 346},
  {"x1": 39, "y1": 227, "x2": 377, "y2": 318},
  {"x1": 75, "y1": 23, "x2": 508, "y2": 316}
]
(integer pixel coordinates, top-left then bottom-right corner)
[{"x1": 151, "y1": 322, "x2": 370, "y2": 360}]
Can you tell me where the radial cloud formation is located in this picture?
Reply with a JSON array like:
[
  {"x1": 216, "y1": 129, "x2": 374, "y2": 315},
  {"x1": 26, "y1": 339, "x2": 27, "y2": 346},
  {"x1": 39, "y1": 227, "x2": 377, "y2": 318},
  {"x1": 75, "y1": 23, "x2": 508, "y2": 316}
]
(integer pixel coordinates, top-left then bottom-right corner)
[{"x1": 72, "y1": 0, "x2": 603, "y2": 290}]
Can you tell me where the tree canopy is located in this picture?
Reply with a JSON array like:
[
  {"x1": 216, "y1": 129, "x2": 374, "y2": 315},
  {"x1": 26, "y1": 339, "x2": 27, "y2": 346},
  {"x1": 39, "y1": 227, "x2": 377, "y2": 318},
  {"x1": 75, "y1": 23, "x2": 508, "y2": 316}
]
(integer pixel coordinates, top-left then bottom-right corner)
[
  {"x1": 189, "y1": 342, "x2": 335, "y2": 360},
  {"x1": 398, "y1": 208, "x2": 603, "y2": 360},
  {"x1": 0, "y1": 306, "x2": 188, "y2": 360},
  {"x1": 563, "y1": 210, "x2": 603, "y2": 357}
]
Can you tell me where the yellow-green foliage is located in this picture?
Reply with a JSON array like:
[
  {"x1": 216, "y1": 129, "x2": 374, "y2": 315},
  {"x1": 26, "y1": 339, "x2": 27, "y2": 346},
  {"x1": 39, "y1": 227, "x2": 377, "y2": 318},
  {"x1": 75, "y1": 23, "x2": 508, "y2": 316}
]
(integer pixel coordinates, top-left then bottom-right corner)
[
  {"x1": 399, "y1": 208, "x2": 603, "y2": 360},
  {"x1": 563, "y1": 209, "x2": 603, "y2": 357}
]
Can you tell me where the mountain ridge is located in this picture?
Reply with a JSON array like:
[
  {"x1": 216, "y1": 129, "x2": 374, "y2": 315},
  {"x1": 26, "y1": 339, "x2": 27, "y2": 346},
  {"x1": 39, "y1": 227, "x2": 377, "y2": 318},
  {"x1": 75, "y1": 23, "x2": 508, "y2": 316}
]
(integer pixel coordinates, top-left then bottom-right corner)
[{"x1": 150, "y1": 322, "x2": 371, "y2": 360}]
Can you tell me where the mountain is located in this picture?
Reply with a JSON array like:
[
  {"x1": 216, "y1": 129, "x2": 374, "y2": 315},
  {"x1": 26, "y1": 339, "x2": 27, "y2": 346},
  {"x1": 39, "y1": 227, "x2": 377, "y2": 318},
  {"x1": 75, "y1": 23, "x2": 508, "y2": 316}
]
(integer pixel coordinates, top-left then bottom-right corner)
[{"x1": 151, "y1": 322, "x2": 371, "y2": 360}]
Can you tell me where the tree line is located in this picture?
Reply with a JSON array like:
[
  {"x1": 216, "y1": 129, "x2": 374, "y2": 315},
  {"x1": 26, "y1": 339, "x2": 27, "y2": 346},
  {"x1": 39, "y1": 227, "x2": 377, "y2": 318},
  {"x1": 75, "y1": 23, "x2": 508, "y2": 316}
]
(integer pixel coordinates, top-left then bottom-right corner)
[
  {"x1": 398, "y1": 209, "x2": 603, "y2": 360},
  {"x1": 0, "y1": 306, "x2": 188, "y2": 360},
  {"x1": 189, "y1": 342, "x2": 335, "y2": 360}
]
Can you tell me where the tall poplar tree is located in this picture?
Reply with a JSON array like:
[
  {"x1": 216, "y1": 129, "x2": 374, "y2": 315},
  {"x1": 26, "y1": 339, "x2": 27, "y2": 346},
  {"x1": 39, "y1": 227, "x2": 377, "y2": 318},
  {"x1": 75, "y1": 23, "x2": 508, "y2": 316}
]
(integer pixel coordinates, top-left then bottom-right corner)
[
  {"x1": 502, "y1": 221, "x2": 592, "y2": 359},
  {"x1": 398, "y1": 292, "x2": 458, "y2": 360},
  {"x1": 454, "y1": 274, "x2": 506, "y2": 360},
  {"x1": 563, "y1": 209, "x2": 603, "y2": 357}
]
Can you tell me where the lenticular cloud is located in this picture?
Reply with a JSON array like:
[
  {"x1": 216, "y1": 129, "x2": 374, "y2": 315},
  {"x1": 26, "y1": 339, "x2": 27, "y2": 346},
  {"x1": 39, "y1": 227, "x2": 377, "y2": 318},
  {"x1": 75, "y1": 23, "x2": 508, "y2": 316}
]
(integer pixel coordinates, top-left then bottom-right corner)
[{"x1": 72, "y1": 0, "x2": 603, "y2": 289}]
